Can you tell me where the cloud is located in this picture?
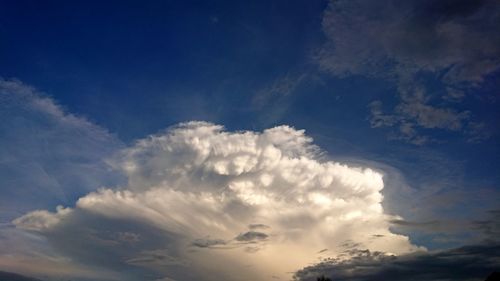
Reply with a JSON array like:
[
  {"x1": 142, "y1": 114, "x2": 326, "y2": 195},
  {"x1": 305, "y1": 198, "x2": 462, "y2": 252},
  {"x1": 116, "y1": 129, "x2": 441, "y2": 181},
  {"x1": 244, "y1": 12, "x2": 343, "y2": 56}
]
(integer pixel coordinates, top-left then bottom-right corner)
[
  {"x1": 14, "y1": 121, "x2": 420, "y2": 281},
  {"x1": 252, "y1": 73, "x2": 308, "y2": 108},
  {"x1": 389, "y1": 219, "x2": 440, "y2": 229},
  {"x1": 368, "y1": 93, "x2": 472, "y2": 145},
  {"x1": 12, "y1": 206, "x2": 72, "y2": 232},
  {"x1": 235, "y1": 231, "x2": 268, "y2": 242},
  {"x1": 0, "y1": 78, "x2": 127, "y2": 280},
  {"x1": 0, "y1": 270, "x2": 43, "y2": 281},
  {"x1": 0, "y1": 78, "x2": 123, "y2": 221},
  {"x1": 294, "y1": 243, "x2": 500, "y2": 281},
  {"x1": 251, "y1": 73, "x2": 311, "y2": 126},
  {"x1": 318, "y1": 0, "x2": 500, "y2": 83},
  {"x1": 248, "y1": 223, "x2": 270, "y2": 230},
  {"x1": 191, "y1": 238, "x2": 227, "y2": 249},
  {"x1": 317, "y1": 0, "x2": 500, "y2": 143},
  {"x1": 472, "y1": 210, "x2": 500, "y2": 241},
  {"x1": 0, "y1": 224, "x2": 122, "y2": 281}
]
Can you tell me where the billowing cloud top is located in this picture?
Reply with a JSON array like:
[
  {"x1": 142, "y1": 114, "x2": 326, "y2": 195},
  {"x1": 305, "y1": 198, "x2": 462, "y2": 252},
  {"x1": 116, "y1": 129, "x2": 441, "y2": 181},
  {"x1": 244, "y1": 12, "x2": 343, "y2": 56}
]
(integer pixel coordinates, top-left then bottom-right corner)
[{"x1": 14, "y1": 122, "x2": 420, "y2": 281}]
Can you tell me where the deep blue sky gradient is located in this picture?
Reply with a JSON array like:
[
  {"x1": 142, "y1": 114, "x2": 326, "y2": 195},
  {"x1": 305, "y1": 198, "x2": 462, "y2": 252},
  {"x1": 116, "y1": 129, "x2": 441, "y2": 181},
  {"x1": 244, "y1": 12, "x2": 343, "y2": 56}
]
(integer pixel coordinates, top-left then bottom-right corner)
[{"x1": 1, "y1": 0, "x2": 499, "y2": 251}]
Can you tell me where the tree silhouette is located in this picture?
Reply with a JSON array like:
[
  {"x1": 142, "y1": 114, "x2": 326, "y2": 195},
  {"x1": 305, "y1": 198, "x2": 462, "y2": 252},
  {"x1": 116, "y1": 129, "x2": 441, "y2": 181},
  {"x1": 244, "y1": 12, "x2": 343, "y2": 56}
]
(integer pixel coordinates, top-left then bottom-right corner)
[{"x1": 317, "y1": 276, "x2": 331, "y2": 281}]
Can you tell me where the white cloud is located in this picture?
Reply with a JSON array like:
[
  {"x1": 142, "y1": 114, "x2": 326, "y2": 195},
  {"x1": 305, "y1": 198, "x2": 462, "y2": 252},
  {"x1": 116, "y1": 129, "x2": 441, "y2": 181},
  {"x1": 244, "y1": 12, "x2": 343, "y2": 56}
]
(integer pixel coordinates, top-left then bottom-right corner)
[
  {"x1": 12, "y1": 206, "x2": 71, "y2": 232},
  {"x1": 14, "y1": 122, "x2": 421, "y2": 281}
]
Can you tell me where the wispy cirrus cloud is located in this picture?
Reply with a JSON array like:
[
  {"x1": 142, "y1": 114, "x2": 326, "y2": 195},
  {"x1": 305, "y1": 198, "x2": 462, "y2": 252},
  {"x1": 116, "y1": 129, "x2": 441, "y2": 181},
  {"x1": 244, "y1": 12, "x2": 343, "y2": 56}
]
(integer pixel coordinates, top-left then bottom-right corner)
[
  {"x1": 0, "y1": 78, "x2": 125, "y2": 280},
  {"x1": 0, "y1": 78, "x2": 124, "y2": 221}
]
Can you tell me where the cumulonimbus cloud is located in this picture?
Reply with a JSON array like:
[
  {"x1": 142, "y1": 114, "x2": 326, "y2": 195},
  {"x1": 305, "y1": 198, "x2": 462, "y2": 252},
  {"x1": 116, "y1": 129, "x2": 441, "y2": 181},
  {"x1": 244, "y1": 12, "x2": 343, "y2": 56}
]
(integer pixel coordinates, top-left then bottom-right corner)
[{"x1": 14, "y1": 121, "x2": 421, "y2": 281}]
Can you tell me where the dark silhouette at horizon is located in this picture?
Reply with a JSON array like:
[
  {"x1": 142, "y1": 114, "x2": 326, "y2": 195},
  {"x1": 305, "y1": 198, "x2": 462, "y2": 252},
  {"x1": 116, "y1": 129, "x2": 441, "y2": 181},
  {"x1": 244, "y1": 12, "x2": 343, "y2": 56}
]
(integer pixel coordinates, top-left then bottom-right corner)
[
  {"x1": 486, "y1": 272, "x2": 500, "y2": 281},
  {"x1": 0, "y1": 271, "x2": 42, "y2": 281}
]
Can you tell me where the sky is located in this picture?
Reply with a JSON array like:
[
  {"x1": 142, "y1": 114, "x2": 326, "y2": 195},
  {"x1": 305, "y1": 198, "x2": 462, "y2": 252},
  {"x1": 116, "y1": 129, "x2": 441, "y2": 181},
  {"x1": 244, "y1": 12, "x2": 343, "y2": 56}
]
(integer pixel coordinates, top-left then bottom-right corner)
[{"x1": 0, "y1": 0, "x2": 499, "y2": 280}]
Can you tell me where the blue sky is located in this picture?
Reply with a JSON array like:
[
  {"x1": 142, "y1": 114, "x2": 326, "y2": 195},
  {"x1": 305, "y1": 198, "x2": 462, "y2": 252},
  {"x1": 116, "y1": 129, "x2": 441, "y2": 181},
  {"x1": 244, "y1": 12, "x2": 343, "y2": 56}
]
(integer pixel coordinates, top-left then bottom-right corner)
[{"x1": 1, "y1": 1, "x2": 499, "y2": 280}]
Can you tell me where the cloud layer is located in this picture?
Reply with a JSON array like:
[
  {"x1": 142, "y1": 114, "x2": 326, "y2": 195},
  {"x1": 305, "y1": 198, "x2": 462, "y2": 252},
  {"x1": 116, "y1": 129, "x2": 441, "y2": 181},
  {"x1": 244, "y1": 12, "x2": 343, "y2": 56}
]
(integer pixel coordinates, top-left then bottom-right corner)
[
  {"x1": 294, "y1": 243, "x2": 500, "y2": 281},
  {"x1": 0, "y1": 78, "x2": 123, "y2": 221},
  {"x1": 294, "y1": 208, "x2": 500, "y2": 281},
  {"x1": 0, "y1": 78, "x2": 126, "y2": 280},
  {"x1": 14, "y1": 122, "x2": 419, "y2": 281},
  {"x1": 317, "y1": 0, "x2": 500, "y2": 144}
]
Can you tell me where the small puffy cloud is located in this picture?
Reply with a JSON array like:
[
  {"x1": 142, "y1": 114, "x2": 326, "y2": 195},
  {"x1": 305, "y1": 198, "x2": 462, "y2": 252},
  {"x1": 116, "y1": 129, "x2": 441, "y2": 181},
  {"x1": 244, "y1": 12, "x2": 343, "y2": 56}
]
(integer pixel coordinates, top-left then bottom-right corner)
[
  {"x1": 14, "y1": 122, "x2": 420, "y2": 281},
  {"x1": 12, "y1": 206, "x2": 71, "y2": 232},
  {"x1": 235, "y1": 231, "x2": 268, "y2": 242},
  {"x1": 192, "y1": 238, "x2": 227, "y2": 249}
]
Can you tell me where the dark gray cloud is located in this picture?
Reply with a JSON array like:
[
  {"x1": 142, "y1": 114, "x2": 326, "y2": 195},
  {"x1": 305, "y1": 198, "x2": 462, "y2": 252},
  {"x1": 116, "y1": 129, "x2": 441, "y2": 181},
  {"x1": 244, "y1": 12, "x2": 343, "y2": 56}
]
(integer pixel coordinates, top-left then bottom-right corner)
[
  {"x1": 473, "y1": 210, "x2": 500, "y2": 241},
  {"x1": 0, "y1": 271, "x2": 43, "y2": 281},
  {"x1": 248, "y1": 224, "x2": 270, "y2": 230},
  {"x1": 191, "y1": 238, "x2": 227, "y2": 248},
  {"x1": 389, "y1": 219, "x2": 440, "y2": 228},
  {"x1": 317, "y1": 0, "x2": 500, "y2": 144},
  {"x1": 389, "y1": 209, "x2": 500, "y2": 243},
  {"x1": 294, "y1": 243, "x2": 500, "y2": 281},
  {"x1": 319, "y1": 0, "x2": 500, "y2": 83},
  {"x1": 339, "y1": 240, "x2": 362, "y2": 250},
  {"x1": 44, "y1": 210, "x2": 180, "y2": 277},
  {"x1": 235, "y1": 231, "x2": 268, "y2": 242}
]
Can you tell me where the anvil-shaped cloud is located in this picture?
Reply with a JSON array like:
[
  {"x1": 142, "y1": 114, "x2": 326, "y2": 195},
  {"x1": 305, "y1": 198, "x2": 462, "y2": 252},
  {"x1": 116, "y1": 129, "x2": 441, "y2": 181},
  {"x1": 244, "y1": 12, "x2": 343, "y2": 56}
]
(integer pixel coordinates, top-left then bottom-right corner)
[{"x1": 14, "y1": 122, "x2": 421, "y2": 280}]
